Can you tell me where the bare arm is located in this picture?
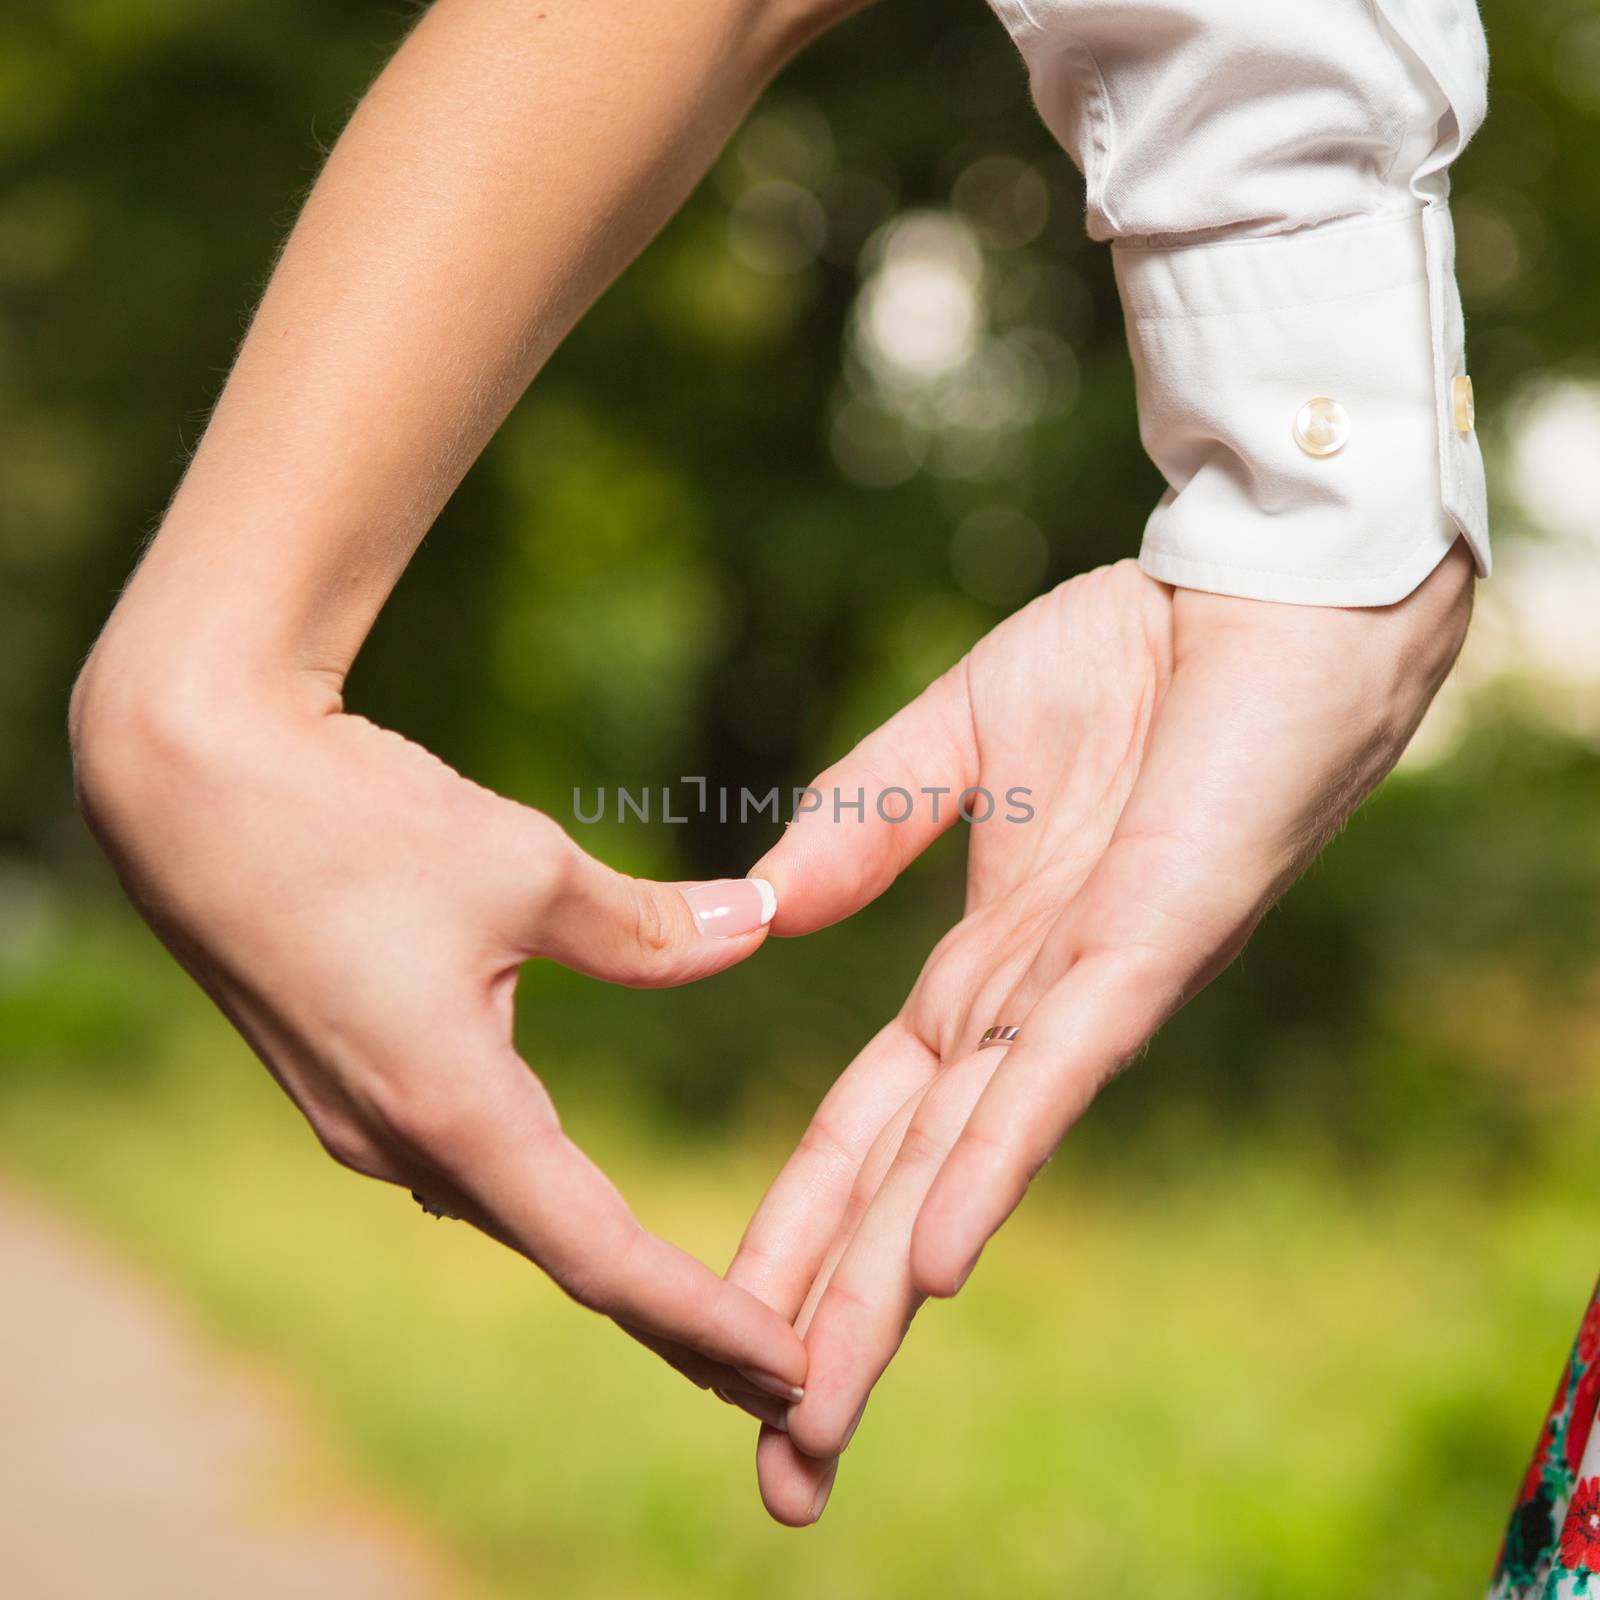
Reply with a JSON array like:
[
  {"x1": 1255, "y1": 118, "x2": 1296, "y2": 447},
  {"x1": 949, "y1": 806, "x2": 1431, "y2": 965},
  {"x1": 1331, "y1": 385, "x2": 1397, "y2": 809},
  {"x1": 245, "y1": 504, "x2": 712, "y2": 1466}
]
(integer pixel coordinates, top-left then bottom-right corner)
[
  {"x1": 80, "y1": 0, "x2": 857, "y2": 709},
  {"x1": 70, "y1": 0, "x2": 864, "y2": 1422}
]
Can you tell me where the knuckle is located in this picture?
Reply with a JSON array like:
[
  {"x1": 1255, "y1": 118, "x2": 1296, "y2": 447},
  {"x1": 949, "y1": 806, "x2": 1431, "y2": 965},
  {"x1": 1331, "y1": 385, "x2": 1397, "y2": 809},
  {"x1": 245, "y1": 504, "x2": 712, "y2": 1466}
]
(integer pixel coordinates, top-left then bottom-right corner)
[
  {"x1": 552, "y1": 1262, "x2": 609, "y2": 1314},
  {"x1": 796, "y1": 1116, "x2": 857, "y2": 1180},
  {"x1": 548, "y1": 1215, "x2": 644, "y2": 1316},
  {"x1": 953, "y1": 1118, "x2": 1012, "y2": 1163},
  {"x1": 520, "y1": 818, "x2": 581, "y2": 914},
  {"x1": 819, "y1": 1272, "x2": 875, "y2": 1323},
  {"x1": 367, "y1": 1070, "x2": 492, "y2": 1170},
  {"x1": 550, "y1": 1242, "x2": 624, "y2": 1316},
  {"x1": 894, "y1": 1120, "x2": 950, "y2": 1171},
  {"x1": 313, "y1": 1118, "x2": 388, "y2": 1179},
  {"x1": 629, "y1": 881, "x2": 675, "y2": 962}
]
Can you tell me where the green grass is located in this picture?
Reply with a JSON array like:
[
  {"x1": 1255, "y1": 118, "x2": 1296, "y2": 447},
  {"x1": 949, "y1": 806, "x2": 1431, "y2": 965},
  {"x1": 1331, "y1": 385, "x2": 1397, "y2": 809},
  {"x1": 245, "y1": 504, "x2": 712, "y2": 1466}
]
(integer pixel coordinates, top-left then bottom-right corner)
[{"x1": 2, "y1": 899, "x2": 1594, "y2": 1599}]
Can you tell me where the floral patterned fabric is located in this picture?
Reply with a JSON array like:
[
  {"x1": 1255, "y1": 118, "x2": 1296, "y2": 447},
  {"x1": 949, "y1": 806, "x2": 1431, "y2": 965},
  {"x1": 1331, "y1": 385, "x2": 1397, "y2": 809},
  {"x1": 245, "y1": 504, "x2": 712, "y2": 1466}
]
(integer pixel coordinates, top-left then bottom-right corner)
[{"x1": 1491, "y1": 1278, "x2": 1600, "y2": 1598}]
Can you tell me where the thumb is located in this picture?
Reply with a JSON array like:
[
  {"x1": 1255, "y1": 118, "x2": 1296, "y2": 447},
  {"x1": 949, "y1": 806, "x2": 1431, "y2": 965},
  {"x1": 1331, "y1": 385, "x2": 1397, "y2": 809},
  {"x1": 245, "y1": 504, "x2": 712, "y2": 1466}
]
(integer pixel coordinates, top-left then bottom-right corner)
[
  {"x1": 752, "y1": 657, "x2": 977, "y2": 937},
  {"x1": 507, "y1": 824, "x2": 778, "y2": 988}
]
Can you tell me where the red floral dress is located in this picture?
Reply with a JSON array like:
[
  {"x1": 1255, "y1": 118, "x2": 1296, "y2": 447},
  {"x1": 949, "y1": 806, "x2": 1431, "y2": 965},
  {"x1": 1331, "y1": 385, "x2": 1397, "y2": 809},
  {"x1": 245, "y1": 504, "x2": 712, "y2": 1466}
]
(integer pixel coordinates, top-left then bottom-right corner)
[{"x1": 1491, "y1": 1279, "x2": 1600, "y2": 1597}]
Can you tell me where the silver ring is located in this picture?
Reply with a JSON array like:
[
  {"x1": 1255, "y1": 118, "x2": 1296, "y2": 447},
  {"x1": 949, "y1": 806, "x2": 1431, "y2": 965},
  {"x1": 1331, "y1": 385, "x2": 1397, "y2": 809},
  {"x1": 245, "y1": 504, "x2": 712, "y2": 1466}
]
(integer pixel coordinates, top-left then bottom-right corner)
[
  {"x1": 412, "y1": 1189, "x2": 462, "y2": 1221},
  {"x1": 978, "y1": 1025, "x2": 1021, "y2": 1050}
]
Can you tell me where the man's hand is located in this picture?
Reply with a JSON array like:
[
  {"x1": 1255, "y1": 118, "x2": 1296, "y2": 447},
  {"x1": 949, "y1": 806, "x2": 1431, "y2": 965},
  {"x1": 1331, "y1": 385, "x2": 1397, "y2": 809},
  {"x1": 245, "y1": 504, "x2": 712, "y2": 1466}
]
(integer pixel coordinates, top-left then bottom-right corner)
[
  {"x1": 70, "y1": 664, "x2": 805, "y2": 1427},
  {"x1": 727, "y1": 545, "x2": 1475, "y2": 1522}
]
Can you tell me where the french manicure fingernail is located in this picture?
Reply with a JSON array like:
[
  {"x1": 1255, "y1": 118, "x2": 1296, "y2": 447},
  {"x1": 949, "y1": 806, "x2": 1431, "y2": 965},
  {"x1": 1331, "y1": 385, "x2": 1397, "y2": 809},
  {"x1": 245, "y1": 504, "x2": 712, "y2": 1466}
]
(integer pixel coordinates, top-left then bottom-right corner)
[
  {"x1": 737, "y1": 1366, "x2": 804, "y2": 1403},
  {"x1": 681, "y1": 878, "x2": 777, "y2": 939}
]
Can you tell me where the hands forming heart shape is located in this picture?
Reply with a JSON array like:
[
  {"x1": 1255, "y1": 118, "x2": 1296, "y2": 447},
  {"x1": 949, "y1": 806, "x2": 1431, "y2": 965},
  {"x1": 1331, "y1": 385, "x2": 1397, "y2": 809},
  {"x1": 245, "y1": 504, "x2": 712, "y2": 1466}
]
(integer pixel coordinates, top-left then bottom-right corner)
[{"x1": 71, "y1": 545, "x2": 1473, "y2": 1524}]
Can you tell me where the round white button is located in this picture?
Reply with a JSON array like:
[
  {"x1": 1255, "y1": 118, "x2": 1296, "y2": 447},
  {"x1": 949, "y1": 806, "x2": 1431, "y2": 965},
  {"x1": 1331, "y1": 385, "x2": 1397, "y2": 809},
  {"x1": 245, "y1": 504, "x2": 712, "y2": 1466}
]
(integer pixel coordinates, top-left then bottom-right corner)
[
  {"x1": 1453, "y1": 374, "x2": 1475, "y2": 433},
  {"x1": 1293, "y1": 397, "x2": 1350, "y2": 457}
]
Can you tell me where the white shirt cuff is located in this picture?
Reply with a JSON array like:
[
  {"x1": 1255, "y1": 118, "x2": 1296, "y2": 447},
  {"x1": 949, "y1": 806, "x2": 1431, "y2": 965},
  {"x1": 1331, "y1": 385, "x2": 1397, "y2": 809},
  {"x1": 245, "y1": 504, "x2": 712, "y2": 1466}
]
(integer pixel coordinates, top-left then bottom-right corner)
[{"x1": 1113, "y1": 206, "x2": 1490, "y2": 608}]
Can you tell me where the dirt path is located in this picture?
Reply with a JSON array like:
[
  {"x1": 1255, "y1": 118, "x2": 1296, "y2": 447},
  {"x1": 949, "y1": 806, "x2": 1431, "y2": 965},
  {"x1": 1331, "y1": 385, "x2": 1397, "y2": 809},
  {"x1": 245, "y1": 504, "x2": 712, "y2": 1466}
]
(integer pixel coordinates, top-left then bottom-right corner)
[{"x1": 0, "y1": 1179, "x2": 460, "y2": 1599}]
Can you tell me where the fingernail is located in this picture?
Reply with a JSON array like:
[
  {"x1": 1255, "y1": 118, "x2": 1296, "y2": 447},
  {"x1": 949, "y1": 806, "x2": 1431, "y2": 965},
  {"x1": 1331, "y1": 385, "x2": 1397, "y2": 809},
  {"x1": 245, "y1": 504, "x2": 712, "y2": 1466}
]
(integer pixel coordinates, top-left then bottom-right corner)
[
  {"x1": 952, "y1": 1252, "x2": 980, "y2": 1294},
  {"x1": 841, "y1": 1403, "x2": 866, "y2": 1451},
  {"x1": 737, "y1": 1366, "x2": 804, "y2": 1403},
  {"x1": 808, "y1": 1463, "x2": 838, "y2": 1524},
  {"x1": 716, "y1": 1386, "x2": 787, "y2": 1429},
  {"x1": 681, "y1": 878, "x2": 777, "y2": 939}
]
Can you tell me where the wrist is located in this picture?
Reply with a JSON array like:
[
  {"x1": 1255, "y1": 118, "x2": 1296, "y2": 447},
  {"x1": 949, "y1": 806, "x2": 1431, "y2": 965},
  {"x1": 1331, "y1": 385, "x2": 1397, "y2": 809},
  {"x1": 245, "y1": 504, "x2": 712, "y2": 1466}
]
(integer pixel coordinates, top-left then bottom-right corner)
[{"x1": 71, "y1": 612, "x2": 329, "y2": 830}]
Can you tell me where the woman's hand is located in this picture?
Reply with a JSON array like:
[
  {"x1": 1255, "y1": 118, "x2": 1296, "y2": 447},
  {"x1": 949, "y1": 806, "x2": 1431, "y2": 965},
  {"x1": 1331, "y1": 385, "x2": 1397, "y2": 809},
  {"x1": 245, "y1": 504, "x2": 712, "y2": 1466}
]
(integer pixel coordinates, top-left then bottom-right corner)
[
  {"x1": 70, "y1": 660, "x2": 805, "y2": 1425},
  {"x1": 61, "y1": 0, "x2": 877, "y2": 1428},
  {"x1": 726, "y1": 545, "x2": 1475, "y2": 1520}
]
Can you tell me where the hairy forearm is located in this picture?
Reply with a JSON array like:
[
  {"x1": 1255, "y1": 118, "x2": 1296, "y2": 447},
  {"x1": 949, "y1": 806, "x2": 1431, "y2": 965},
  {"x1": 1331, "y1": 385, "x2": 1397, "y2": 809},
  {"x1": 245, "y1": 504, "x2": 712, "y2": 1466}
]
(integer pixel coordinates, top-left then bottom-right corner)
[{"x1": 80, "y1": 0, "x2": 850, "y2": 722}]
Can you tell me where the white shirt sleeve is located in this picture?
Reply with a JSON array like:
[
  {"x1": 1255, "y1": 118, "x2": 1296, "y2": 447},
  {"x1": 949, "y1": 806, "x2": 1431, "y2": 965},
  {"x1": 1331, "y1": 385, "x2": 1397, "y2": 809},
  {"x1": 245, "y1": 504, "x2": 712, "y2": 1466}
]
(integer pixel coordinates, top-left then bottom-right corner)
[{"x1": 988, "y1": 0, "x2": 1491, "y2": 605}]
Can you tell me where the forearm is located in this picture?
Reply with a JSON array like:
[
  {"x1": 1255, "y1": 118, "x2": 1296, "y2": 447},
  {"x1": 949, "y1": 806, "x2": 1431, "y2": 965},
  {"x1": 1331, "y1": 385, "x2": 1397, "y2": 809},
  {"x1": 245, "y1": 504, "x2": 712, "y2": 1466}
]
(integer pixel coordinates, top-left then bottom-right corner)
[{"x1": 80, "y1": 0, "x2": 846, "y2": 719}]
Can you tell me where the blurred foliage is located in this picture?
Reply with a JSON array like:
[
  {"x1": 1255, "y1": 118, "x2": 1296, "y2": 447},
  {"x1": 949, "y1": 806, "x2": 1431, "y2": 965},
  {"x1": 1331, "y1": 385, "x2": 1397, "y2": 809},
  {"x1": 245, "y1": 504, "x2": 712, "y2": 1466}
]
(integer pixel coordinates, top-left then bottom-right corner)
[{"x1": 2, "y1": 2, "x2": 1600, "y2": 1587}]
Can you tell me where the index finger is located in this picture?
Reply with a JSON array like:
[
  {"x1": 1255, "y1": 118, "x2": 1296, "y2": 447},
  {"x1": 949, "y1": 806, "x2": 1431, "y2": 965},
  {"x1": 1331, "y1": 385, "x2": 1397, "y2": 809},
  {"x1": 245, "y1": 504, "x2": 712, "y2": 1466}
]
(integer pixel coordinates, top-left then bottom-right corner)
[{"x1": 413, "y1": 1056, "x2": 809, "y2": 1389}]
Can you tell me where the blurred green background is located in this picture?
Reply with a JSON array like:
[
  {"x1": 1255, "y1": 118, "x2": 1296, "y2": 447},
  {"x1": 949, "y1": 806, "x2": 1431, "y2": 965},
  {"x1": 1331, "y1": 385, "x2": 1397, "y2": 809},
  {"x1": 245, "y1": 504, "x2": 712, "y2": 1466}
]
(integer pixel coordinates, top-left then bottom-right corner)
[{"x1": 4, "y1": 1, "x2": 1600, "y2": 1594}]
